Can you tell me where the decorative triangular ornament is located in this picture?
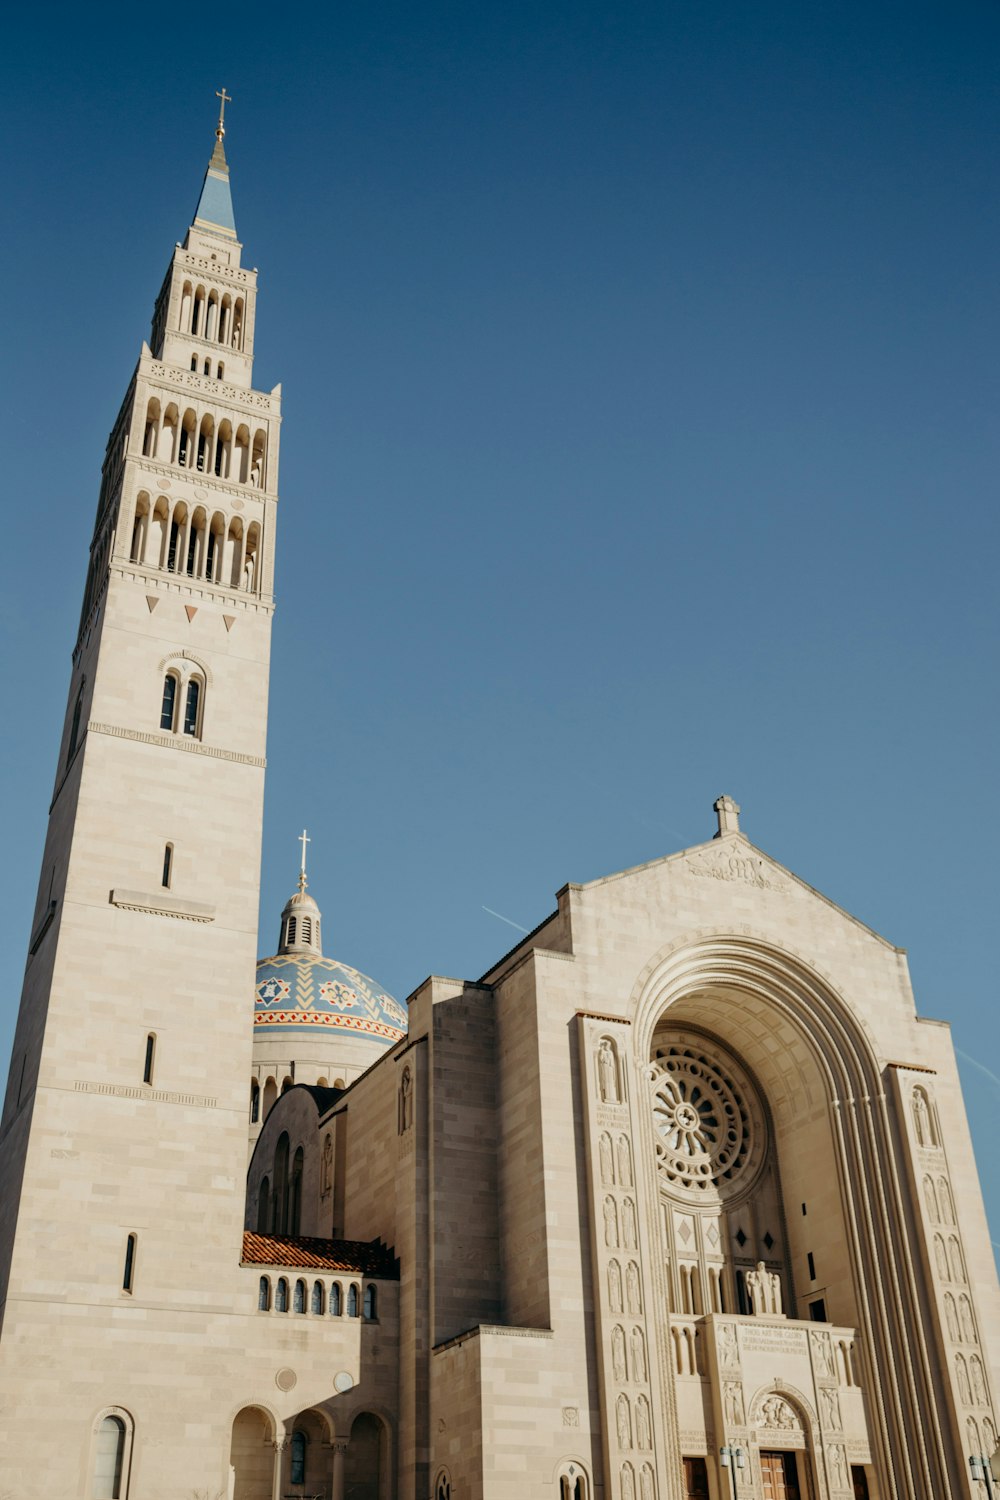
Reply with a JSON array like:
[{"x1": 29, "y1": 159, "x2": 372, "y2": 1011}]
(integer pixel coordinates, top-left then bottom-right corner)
[
  {"x1": 145, "y1": 596, "x2": 159, "y2": 613},
  {"x1": 223, "y1": 615, "x2": 236, "y2": 633},
  {"x1": 185, "y1": 606, "x2": 198, "y2": 622}
]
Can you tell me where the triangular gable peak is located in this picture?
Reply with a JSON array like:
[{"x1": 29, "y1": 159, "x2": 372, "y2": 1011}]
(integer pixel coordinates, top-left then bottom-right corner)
[{"x1": 581, "y1": 831, "x2": 902, "y2": 954}]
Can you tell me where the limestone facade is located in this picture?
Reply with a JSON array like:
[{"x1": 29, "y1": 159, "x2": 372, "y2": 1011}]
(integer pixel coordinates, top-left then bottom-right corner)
[{"x1": 0, "y1": 118, "x2": 997, "y2": 1500}]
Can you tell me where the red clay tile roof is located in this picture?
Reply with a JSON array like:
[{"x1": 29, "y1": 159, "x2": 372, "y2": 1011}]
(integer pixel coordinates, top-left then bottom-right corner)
[{"x1": 241, "y1": 1231, "x2": 399, "y2": 1277}]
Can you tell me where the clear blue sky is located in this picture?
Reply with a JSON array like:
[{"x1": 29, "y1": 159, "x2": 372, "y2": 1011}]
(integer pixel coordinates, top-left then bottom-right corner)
[{"x1": 1, "y1": 2, "x2": 998, "y2": 1254}]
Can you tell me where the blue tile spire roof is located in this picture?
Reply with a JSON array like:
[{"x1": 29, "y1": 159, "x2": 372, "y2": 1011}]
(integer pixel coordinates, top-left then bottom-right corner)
[{"x1": 192, "y1": 132, "x2": 237, "y2": 240}]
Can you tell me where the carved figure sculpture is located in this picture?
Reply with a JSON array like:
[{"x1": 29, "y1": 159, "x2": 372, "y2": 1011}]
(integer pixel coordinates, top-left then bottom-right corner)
[
  {"x1": 719, "y1": 1323, "x2": 739, "y2": 1367},
  {"x1": 724, "y1": 1384, "x2": 744, "y2": 1425},
  {"x1": 960, "y1": 1294, "x2": 977, "y2": 1344},
  {"x1": 604, "y1": 1196, "x2": 619, "y2": 1248},
  {"x1": 814, "y1": 1330, "x2": 834, "y2": 1378},
  {"x1": 830, "y1": 1445, "x2": 847, "y2": 1490},
  {"x1": 612, "y1": 1324, "x2": 627, "y2": 1382},
  {"x1": 617, "y1": 1394, "x2": 632, "y2": 1449},
  {"x1": 631, "y1": 1326, "x2": 646, "y2": 1381},
  {"x1": 599, "y1": 1039, "x2": 619, "y2": 1103},
  {"x1": 398, "y1": 1067, "x2": 413, "y2": 1134},
  {"x1": 621, "y1": 1465, "x2": 636, "y2": 1500},
  {"x1": 617, "y1": 1135, "x2": 633, "y2": 1187},
  {"x1": 622, "y1": 1197, "x2": 637, "y2": 1249},
  {"x1": 746, "y1": 1261, "x2": 782, "y2": 1315},
  {"x1": 913, "y1": 1088, "x2": 933, "y2": 1147},
  {"x1": 945, "y1": 1292, "x2": 960, "y2": 1341},
  {"x1": 626, "y1": 1260, "x2": 642, "y2": 1315},
  {"x1": 957, "y1": 1355, "x2": 972, "y2": 1405},
  {"x1": 971, "y1": 1356, "x2": 987, "y2": 1406},
  {"x1": 635, "y1": 1396, "x2": 651, "y2": 1451},
  {"x1": 320, "y1": 1133, "x2": 333, "y2": 1196},
  {"x1": 600, "y1": 1132, "x2": 615, "y2": 1185},
  {"x1": 822, "y1": 1387, "x2": 842, "y2": 1430},
  {"x1": 609, "y1": 1259, "x2": 623, "y2": 1313},
  {"x1": 640, "y1": 1465, "x2": 655, "y2": 1500}
]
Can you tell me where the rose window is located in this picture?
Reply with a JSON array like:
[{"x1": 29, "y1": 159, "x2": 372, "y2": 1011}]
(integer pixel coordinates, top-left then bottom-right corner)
[{"x1": 650, "y1": 1044, "x2": 758, "y2": 1195}]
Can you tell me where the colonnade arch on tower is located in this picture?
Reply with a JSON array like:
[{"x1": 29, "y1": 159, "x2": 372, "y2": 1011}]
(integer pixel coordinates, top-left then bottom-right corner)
[{"x1": 625, "y1": 933, "x2": 965, "y2": 1500}]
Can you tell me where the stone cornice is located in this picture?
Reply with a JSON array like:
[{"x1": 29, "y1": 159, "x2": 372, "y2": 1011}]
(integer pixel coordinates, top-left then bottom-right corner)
[
  {"x1": 109, "y1": 887, "x2": 216, "y2": 922},
  {"x1": 140, "y1": 358, "x2": 279, "y2": 417},
  {"x1": 89, "y1": 721, "x2": 266, "y2": 769}
]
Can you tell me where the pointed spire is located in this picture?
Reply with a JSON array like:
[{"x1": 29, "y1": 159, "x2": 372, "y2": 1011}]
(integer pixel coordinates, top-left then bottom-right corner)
[{"x1": 191, "y1": 88, "x2": 237, "y2": 241}]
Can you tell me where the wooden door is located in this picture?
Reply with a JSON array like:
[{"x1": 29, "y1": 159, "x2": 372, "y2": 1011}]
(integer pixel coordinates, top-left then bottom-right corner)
[
  {"x1": 759, "y1": 1452, "x2": 801, "y2": 1500},
  {"x1": 683, "y1": 1457, "x2": 710, "y2": 1500}
]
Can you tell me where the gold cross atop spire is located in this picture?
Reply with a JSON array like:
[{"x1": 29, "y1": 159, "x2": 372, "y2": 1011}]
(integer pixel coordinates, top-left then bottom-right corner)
[
  {"x1": 215, "y1": 87, "x2": 232, "y2": 141},
  {"x1": 298, "y1": 828, "x2": 311, "y2": 890}
]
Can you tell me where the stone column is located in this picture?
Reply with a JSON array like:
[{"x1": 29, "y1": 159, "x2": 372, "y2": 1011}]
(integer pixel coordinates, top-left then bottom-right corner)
[
  {"x1": 331, "y1": 1439, "x2": 348, "y2": 1500},
  {"x1": 271, "y1": 1436, "x2": 287, "y2": 1500}
]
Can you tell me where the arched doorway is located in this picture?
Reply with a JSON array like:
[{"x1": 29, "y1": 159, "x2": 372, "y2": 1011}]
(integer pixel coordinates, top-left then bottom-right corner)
[
  {"x1": 230, "y1": 1406, "x2": 275, "y2": 1500},
  {"x1": 344, "y1": 1412, "x2": 386, "y2": 1500}
]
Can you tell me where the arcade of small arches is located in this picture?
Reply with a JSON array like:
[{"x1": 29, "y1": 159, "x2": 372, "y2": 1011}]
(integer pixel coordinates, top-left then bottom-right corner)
[
  {"x1": 256, "y1": 1274, "x2": 376, "y2": 1321},
  {"x1": 229, "y1": 1404, "x2": 390, "y2": 1500},
  {"x1": 178, "y1": 280, "x2": 246, "y2": 351},
  {"x1": 140, "y1": 397, "x2": 268, "y2": 487},
  {"x1": 130, "y1": 490, "x2": 260, "y2": 593},
  {"x1": 250, "y1": 1075, "x2": 343, "y2": 1127}
]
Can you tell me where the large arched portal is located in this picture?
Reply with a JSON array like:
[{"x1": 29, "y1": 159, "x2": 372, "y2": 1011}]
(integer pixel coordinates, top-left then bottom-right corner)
[
  {"x1": 229, "y1": 1406, "x2": 275, "y2": 1500},
  {"x1": 343, "y1": 1411, "x2": 387, "y2": 1500},
  {"x1": 624, "y1": 934, "x2": 960, "y2": 1500}
]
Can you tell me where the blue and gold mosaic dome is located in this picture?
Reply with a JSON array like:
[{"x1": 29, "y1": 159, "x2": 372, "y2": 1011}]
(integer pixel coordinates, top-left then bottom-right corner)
[
  {"x1": 254, "y1": 862, "x2": 407, "y2": 1047},
  {"x1": 254, "y1": 953, "x2": 407, "y2": 1046}
]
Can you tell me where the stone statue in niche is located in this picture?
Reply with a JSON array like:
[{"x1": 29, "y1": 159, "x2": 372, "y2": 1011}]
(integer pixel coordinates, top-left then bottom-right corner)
[
  {"x1": 612, "y1": 1325, "x2": 627, "y2": 1382},
  {"x1": 398, "y1": 1066, "x2": 413, "y2": 1135},
  {"x1": 622, "y1": 1197, "x2": 637, "y2": 1249},
  {"x1": 971, "y1": 1356, "x2": 987, "y2": 1406},
  {"x1": 626, "y1": 1260, "x2": 642, "y2": 1316},
  {"x1": 960, "y1": 1295, "x2": 977, "y2": 1343},
  {"x1": 746, "y1": 1261, "x2": 783, "y2": 1316},
  {"x1": 635, "y1": 1396, "x2": 651, "y2": 1451},
  {"x1": 724, "y1": 1384, "x2": 744, "y2": 1425},
  {"x1": 600, "y1": 1132, "x2": 615, "y2": 1185},
  {"x1": 598, "y1": 1038, "x2": 620, "y2": 1103},
  {"x1": 938, "y1": 1177, "x2": 955, "y2": 1223},
  {"x1": 609, "y1": 1259, "x2": 623, "y2": 1313},
  {"x1": 719, "y1": 1323, "x2": 739, "y2": 1367},
  {"x1": 631, "y1": 1325, "x2": 646, "y2": 1381},
  {"x1": 617, "y1": 1135, "x2": 633, "y2": 1186},
  {"x1": 957, "y1": 1356, "x2": 972, "y2": 1406},
  {"x1": 913, "y1": 1088, "x2": 935, "y2": 1147},
  {"x1": 604, "y1": 1196, "x2": 620, "y2": 1248},
  {"x1": 934, "y1": 1234, "x2": 949, "y2": 1280},
  {"x1": 621, "y1": 1465, "x2": 636, "y2": 1500},
  {"x1": 949, "y1": 1237, "x2": 966, "y2": 1284},
  {"x1": 945, "y1": 1293, "x2": 960, "y2": 1341},
  {"x1": 640, "y1": 1464, "x2": 655, "y2": 1500},
  {"x1": 617, "y1": 1394, "x2": 632, "y2": 1448},
  {"x1": 320, "y1": 1133, "x2": 333, "y2": 1197}
]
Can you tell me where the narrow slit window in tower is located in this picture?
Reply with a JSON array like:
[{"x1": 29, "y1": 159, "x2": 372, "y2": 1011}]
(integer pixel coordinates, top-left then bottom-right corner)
[
  {"x1": 122, "y1": 1233, "x2": 136, "y2": 1293},
  {"x1": 143, "y1": 1034, "x2": 155, "y2": 1085},
  {"x1": 183, "y1": 680, "x2": 200, "y2": 737}
]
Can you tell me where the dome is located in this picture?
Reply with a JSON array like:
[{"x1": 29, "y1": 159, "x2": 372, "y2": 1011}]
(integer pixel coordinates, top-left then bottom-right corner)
[{"x1": 254, "y1": 952, "x2": 407, "y2": 1047}]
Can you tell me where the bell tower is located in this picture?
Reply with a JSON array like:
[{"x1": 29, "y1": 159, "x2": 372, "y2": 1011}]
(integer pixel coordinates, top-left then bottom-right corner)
[{"x1": 0, "y1": 99, "x2": 279, "y2": 1482}]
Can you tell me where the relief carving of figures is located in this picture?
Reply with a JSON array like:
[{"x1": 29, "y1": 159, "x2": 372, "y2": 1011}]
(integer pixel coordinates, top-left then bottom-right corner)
[
  {"x1": 719, "y1": 1323, "x2": 739, "y2": 1368},
  {"x1": 746, "y1": 1261, "x2": 782, "y2": 1315},
  {"x1": 971, "y1": 1356, "x2": 988, "y2": 1406},
  {"x1": 604, "y1": 1196, "x2": 620, "y2": 1248},
  {"x1": 626, "y1": 1260, "x2": 642, "y2": 1316},
  {"x1": 760, "y1": 1397, "x2": 798, "y2": 1431},
  {"x1": 631, "y1": 1325, "x2": 647, "y2": 1381},
  {"x1": 600, "y1": 1132, "x2": 615, "y2": 1185},
  {"x1": 821, "y1": 1387, "x2": 842, "y2": 1430},
  {"x1": 934, "y1": 1234, "x2": 949, "y2": 1280},
  {"x1": 617, "y1": 1393, "x2": 632, "y2": 1449},
  {"x1": 640, "y1": 1464, "x2": 656, "y2": 1500},
  {"x1": 621, "y1": 1464, "x2": 636, "y2": 1500},
  {"x1": 320, "y1": 1133, "x2": 333, "y2": 1197},
  {"x1": 609, "y1": 1259, "x2": 623, "y2": 1313},
  {"x1": 617, "y1": 1135, "x2": 633, "y2": 1187},
  {"x1": 960, "y1": 1295, "x2": 978, "y2": 1343},
  {"x1": 612, "y1": 1325, "x2": 627, "y2": 1382},
  {"x1": 813, "y1": 1330, "x2": 834, "y2": 1379},
  {"x1": 957, "y1": 1355, "x2": 972, "y2": 1405},
  {"x1": 829, "y1": 1444, "x2": 848, "y2": 1491},
  {"x1": 949, "y1": 1237, "x2": 966, "y2": 1284},
  {"x1": 912, "y1": 1087, "x2": 935, "y2": 1147},
  {"x1": 724, "y1": 1384, "x2": 745, "y2": 1426},
  {"x1": 945, "y1": 1293, "x2": 960, "y2": 1341},
  {"x1": 598, "y1": 1038, "x2": 620, "y2": 1104},
  {"x1": 622, "y1": 1197, "x2": 637, "y2": 1249},
  {"x1": 635, "y1": 1396, "x2": 652, "y2": 1451}
]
